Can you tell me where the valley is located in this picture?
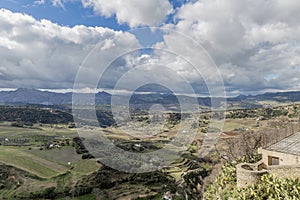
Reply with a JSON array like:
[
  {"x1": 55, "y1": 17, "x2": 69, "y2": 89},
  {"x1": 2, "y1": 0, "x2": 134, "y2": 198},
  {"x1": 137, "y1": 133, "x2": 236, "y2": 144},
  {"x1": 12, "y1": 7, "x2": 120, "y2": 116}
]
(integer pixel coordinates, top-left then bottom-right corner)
[{"x1": 0, "y1": 100, "x2": 299, "y2": 199}]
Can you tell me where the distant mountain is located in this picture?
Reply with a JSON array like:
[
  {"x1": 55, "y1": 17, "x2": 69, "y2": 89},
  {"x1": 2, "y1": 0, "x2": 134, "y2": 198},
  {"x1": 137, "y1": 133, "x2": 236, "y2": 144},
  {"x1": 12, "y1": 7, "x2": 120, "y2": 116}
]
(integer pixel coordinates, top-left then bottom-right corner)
[
  {"x1": 0, "y1": 89, "x2": 189, "y2": 107},
  {"x1": 1, "y1": 89, "x2": 300, "y2": 108},
  {"x1": 0, "y1": 88, "x2": 72, "y2": 105},
  {"x1": 249, "y1": 91, "x2": 300, "y2": 102},
  {"x1": 228, "y1": 91, "x2": 300, "y2": 104}
]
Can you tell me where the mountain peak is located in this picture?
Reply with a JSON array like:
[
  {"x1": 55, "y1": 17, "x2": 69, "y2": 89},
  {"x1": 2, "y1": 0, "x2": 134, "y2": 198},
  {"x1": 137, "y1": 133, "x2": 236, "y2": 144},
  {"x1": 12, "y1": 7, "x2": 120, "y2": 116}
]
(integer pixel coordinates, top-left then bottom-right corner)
[{"x1": 96, "y1": 91, "x2": 111, "y2": 96}]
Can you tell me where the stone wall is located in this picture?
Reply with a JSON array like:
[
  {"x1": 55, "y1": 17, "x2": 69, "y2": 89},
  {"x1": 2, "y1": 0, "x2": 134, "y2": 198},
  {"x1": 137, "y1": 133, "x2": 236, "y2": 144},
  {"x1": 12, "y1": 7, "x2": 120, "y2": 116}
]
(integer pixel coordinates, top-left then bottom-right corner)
[
  {"x1": 237, "y1": 161, "x2": 300, "y2": 188},
  {"x1": 236, "y1": 162, "x2": 268, "y2": 188},
  {"x1": 268, "y1": 165, "x2": 300, "y2": 179}
]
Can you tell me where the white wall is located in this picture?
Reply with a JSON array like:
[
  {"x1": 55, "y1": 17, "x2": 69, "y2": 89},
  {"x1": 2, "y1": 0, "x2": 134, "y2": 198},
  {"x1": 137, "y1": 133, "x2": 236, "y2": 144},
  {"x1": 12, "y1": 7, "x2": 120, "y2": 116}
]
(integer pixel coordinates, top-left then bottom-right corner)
[{"x1": 258, "y1": 148, "x2": 300, "y2": 166}]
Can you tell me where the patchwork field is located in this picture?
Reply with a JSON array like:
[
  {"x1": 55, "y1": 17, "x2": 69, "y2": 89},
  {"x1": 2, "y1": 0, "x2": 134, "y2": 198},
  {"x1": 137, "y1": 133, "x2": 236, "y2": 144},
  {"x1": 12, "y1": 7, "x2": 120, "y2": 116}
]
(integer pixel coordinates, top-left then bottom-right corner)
[
  {"x1": 0, "y1": 123, "x2": 79, "y2": 176},
  {"x1": 0, "y1": 108, "x2": 286, "y2": 199},
  {"x1": 0, "y1": 122, "x2": 103, "y2": 199}
]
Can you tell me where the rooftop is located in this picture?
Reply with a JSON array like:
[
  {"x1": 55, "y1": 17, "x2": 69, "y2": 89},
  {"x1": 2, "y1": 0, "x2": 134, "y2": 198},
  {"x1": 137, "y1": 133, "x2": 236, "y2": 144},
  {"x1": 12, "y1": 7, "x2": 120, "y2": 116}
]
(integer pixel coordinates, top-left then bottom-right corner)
[{"x1": 266, "y1": 132, "x2": 300, "y2": 156}]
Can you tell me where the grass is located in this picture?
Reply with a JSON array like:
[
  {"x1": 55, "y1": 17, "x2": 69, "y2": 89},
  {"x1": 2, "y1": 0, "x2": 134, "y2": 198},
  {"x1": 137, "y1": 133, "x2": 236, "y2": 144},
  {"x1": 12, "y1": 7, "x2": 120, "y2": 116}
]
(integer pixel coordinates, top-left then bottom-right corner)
[
  {"x1": 56, "y1": 194, "x2": 96, "y2": 200},
  {"x1": 0, "y1": 146, "x2": 68, "y2": 178},
  {"x1": 72, "y1": 159, "x2": 101, "y2": 174},
  {"x1": 0, "y1": 123, "x2": 80, "y2": 178},
  {"x1": 28, "y1": 147, "x2": 81, "y2": 165},
  {"x1": 210, "y1": 118, "x2": 258, "y2": 132},
  {"x1": 0, "y1": 123, "x2": 79, "y2": 198},
  {"x1": 0, "y1": 146, "x2": 99, "y2": 180},
  {"x1": 0, "y1": 189, "x2": 16, "y2": 198},
  {"x1": 0, "y1": 124, "x2": 100, "y2": 177},
  {"x1": 74, "y1": 195, "x2": 96, "y2": 200},
  {"x1": 0, "y1": 123, "x2": 77, "y2": 138}
]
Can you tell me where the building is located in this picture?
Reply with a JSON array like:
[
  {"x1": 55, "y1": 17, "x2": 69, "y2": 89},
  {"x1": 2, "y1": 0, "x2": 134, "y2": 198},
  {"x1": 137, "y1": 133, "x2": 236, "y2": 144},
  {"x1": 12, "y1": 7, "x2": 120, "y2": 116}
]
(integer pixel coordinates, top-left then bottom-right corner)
[
  {"x1": 258, "y1": 132, "x2": 300, "y2": 166},
  {"x1": 237, "y1": 132, "x2": 300, "y2": 188}
]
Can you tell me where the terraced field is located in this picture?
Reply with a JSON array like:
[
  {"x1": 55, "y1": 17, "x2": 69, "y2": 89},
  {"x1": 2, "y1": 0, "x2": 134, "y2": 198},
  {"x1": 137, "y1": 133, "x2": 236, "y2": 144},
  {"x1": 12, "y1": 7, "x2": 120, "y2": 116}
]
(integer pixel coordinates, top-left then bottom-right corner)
[{"x1": 0, "y1": 114, "x2": 256, "y2": 199}]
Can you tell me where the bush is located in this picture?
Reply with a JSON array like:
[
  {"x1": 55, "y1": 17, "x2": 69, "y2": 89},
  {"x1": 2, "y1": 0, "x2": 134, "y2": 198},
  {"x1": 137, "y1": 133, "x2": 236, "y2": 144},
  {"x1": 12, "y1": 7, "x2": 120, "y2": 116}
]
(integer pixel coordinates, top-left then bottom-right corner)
[{"x1": 204, "y1": 163, "x2": 300, "y2": 200}]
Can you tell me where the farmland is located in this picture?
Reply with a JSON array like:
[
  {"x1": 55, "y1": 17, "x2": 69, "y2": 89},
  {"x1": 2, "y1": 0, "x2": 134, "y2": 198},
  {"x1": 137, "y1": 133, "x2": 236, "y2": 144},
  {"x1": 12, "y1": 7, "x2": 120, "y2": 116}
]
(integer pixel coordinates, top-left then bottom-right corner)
[
  {"x1": 0, "y1": 107, "x2": 211, "y2": 199},
  {"x1": 0, "y1": 104, "x2": 299, "y2": 199}
]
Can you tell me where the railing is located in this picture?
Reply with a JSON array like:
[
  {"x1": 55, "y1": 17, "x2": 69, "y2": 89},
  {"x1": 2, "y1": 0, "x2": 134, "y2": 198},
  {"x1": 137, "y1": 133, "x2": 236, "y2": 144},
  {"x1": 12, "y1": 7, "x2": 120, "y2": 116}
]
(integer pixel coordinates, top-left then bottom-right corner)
[{"x1": 261, "y1": 122, "x2": 300, "y2": 148}]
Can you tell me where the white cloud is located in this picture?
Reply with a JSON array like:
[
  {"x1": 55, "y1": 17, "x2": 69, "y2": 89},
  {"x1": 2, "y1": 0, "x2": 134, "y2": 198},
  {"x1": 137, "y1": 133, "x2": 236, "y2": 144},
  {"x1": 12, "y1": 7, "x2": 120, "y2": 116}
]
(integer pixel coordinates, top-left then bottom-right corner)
[
  {"x1": 34, "y1": 0, "x2": 78, "y2": 9},
  {"x1": 34, "y1": 0, "x2": 45, "y2": 5},
  {"x1": 52, "y1": 0, "x2": 65, "y2": 9},
  {"x1": 0, "y1": 8, "x2": 140, "y2": 89},
  {"x1": 81, "y1": 0, "x2": 173, "y2": 27},
  {"x1": 2, "y1": 0, "x2": 300, "y2": 96},
  {"x1": 169, "y1": 0, "x2": 300, "y2": 94}
]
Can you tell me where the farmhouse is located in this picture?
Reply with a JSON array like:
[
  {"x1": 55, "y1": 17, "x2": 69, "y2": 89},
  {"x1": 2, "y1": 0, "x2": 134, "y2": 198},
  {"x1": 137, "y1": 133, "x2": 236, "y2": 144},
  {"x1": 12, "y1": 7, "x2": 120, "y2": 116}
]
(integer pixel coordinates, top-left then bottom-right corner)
[
  {"x1": 237, "y1": 131, "x2": 300, "y2": 188},
  {"x1": 259, "y1": 132, "x2": 300, "y2": 166}
]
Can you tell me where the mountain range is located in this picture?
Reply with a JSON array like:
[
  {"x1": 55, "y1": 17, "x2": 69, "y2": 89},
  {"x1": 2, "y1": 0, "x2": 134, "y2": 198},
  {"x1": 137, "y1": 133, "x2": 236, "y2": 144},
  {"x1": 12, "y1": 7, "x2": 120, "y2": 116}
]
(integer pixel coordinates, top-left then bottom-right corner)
[{"x1": 1, "y1": 88, "x2": 300, "y2": 109}]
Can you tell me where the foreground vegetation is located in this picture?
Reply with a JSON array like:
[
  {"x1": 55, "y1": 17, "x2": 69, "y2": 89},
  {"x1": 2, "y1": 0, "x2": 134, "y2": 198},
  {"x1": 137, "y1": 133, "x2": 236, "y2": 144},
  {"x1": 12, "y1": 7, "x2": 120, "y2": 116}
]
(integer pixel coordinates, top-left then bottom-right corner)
[{"x1": 204, "y1": 162, "x2": 300, "y2": 200}]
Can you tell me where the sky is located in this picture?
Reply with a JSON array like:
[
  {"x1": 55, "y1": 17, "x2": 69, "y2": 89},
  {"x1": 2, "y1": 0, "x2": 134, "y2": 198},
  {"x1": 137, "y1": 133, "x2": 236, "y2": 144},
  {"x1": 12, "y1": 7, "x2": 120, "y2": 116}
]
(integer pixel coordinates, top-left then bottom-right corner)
[{"x1": 0, "y1": 0, "x2": 300, "y2": 96}]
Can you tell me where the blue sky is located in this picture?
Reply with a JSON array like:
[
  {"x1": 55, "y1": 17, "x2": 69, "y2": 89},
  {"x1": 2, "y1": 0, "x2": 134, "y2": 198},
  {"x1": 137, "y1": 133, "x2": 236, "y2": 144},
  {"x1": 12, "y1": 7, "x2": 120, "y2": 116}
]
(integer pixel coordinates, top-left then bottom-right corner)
[
  {"x1": 0, "y1": 0, "x2": 187, "y2": 29},
  {"x1": 0, "y1": 0, "x2": 184, "y2": 48},
  {"x1": 0, "y1": 0, "x2": 300, "y2": 96},
  {"x1": 0, "y1": 0, "x2": 128, "y2": 29}
]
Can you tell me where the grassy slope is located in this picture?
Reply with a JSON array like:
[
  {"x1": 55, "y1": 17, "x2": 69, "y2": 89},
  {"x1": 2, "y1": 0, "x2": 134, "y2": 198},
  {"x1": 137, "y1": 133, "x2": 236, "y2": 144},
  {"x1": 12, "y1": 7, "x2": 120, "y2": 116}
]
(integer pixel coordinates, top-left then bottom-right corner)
[
  {"x1": 0, "y1": 146, "x2": 66, "y2": 178},
  {"x1": 0, "y1": 123, "x2": 77, "y2": 138},
  {"x1": 222, "y1": 118, "x2": 258, "y2": 131},
  {"x1": 0, "y1": 124, "x2": 79, "y2": 179},
  {"x1": 72, "y1": 159, "x2": 101, "y2": 174},
  {"x1": 28, "y1": 147, "x2": 81, "y2": 165}
]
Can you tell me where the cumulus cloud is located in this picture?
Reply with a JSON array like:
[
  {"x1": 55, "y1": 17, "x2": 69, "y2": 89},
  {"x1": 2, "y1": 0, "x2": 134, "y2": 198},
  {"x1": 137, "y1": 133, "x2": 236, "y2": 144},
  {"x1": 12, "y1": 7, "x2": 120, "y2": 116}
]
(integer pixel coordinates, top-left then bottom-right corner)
[
  {"x1": 0, "y1": 8, "x2": 140, "y2": 89},
  {"x1": 2, "y1": 0, "x2": 300, "y2": 96},
  {"x1": 0, "y1": 9, "x2": 197, "y2": 94},
  {"x1": 81, "y1": 0, "x2": 173, "y2": 27},
  {"x1": 170, "y1": 0, "x2": 300, "y2": 94}
]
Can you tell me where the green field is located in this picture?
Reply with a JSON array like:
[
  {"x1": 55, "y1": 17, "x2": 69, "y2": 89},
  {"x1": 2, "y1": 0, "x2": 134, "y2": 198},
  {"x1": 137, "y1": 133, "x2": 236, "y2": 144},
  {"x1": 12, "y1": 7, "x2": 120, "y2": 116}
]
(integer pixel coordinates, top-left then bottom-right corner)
[
  {"x1": 222, "y1": 118, "x2": 259, "y2": 132},
  {"x1": 0, "y1": 122, "x2": 103, "y2": 199},
  {"x1": 0, "y1": 146, "x2": 71, "y2": 178},
  {"x1": 0, "y1": 113, "x2": 269, "y2": 199}
]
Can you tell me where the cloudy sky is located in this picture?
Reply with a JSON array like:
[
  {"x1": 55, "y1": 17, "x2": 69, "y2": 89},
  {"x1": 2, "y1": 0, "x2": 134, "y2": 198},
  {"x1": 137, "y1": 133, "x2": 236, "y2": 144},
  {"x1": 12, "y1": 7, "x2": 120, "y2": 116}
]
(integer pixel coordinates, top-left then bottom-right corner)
[{"x1": 0, "y1": 0, "x2": 300, "y2": 96}]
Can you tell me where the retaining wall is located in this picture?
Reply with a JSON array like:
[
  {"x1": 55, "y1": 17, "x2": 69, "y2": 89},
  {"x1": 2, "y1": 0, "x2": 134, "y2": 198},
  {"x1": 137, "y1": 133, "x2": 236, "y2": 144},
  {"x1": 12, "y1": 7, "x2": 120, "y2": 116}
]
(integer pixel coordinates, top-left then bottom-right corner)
[{"x1": 237, "y1": 161, "x2": 300, "y2": 188}]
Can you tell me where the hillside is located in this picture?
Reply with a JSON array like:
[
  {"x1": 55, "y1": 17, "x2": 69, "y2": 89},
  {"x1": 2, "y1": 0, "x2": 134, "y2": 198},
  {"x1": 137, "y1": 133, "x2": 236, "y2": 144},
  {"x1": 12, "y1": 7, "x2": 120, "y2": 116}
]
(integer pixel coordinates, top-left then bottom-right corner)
[
  {"x1": 1, "y1": 94, "x2": 300, "y2": 199},
  {"x1": 2, "y1": 89, "x2": 300, "y2": 109}
]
